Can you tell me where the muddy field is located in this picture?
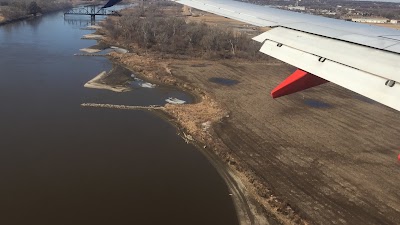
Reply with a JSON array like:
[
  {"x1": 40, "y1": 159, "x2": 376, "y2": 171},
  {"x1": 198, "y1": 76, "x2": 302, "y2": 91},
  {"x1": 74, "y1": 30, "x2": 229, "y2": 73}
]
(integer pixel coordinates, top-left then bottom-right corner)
[{"x1": 169, "y1": 59, "x2": 400, "y2": 224}]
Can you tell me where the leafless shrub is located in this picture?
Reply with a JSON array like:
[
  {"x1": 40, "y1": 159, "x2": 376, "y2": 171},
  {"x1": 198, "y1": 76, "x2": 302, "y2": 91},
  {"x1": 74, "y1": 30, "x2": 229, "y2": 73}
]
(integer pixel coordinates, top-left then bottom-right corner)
[
  {"x1": 0, "y1": 0, "x2": 71, "y2": 21},
  {"x1": 103, "y1": 6, "x2": 268, "y2": 60}
]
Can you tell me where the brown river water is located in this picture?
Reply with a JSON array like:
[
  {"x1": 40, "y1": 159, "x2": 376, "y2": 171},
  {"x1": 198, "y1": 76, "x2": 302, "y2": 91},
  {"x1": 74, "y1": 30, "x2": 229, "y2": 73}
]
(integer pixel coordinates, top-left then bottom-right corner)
[{"x1": 0, "y1": 9, "x2": 238, "y2": 225}]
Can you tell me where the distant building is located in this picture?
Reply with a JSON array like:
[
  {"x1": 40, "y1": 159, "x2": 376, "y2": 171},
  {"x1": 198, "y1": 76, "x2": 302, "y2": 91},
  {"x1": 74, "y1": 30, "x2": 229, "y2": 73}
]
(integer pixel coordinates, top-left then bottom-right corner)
[
  {"x1": 324, "y1": 12, "x2": 337, "y2": 15},
  {"x1": 288, "y1": 6, "x2": 306, "y2": 11},
  {"x1": 351, "y1": 17, "x2": 389, "y2": 23},
  {"x1": 390, "y1": 20, "x2": 398, "y2": 24}
]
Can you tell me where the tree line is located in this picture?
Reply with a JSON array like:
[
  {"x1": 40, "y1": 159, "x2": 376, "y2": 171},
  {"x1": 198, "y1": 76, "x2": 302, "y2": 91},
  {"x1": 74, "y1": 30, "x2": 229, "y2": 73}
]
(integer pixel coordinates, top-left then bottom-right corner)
[
  {"x1": 0, "y1": 0, "x2": 71, "y2": 21},
  {"x1": 240, "y1": 0, "x2": 400, "y2": 20},
  {"x1": 103, "y1": 4, "x2": 267, "y2": 60}
]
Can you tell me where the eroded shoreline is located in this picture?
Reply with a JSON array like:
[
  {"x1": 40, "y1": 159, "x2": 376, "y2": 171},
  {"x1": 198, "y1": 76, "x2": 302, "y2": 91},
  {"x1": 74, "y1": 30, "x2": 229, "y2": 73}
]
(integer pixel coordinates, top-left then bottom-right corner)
[
  {"x1": 79, "y1": 40, "x2": 297, "y2": 224},
  {"x1": 84, "y1": 70, "x2": 131, "y2": 92},
  {"x1": 79, "y1": 28, "x2": 286, "y2": 223}
]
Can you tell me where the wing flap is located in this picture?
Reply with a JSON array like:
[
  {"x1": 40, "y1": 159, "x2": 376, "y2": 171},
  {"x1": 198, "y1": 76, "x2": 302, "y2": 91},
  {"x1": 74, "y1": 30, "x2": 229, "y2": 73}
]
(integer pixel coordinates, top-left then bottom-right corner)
[
  {"x1": 260, "y1": 40, "x2": 400, "y2": 111},
  {"x1": 254, "y1": 27, "x2": 400, "y2": 83}
]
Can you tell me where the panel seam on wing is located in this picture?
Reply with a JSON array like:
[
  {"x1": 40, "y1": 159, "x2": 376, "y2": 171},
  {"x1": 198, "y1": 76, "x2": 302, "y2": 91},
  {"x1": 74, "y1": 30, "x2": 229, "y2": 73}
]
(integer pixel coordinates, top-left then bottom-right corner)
[
  {"x1": 267, "y1": 26, "x2": 400, "y2": 55},
  {"x1": 259, "y1": 39, "x2": 400, "y2": 83}
]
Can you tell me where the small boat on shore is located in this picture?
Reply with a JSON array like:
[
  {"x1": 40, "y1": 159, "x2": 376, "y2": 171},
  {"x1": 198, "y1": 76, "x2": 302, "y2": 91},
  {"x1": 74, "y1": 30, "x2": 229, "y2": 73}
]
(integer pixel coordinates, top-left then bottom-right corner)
[{"x1": 166, "y1": 97, "x2": 186, "y2": 104}]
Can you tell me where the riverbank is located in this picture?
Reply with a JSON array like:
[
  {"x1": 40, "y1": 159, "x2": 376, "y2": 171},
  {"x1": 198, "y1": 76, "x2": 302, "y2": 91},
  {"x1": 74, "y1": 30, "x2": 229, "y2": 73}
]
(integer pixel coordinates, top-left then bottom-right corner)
[
  {"x1": 0, "y1": 2, "x2": 72, "y2": 26},
  {"x1": 94, "y1": 4, "x2": 400, "y2": 225},
  {"x1": 0, "y1": 10, "x2": 70, "y2": 27},
  {"x1": 103, "y1": 50, "x2": 299, "y2": 225},
  {"x1": 104, "y1": 48, "x2": 400, "y2": 225},
  {"x1": 77, "y1": 19, "x2": 280, "y2": 221},
  {"x1": 94, "y1": 5, "x2": 305, "y2": 224},
  {"x1": 80, "y1": 50, "x2": 271, "y2": 224},
  {"x1": 0, "y1": 14, "x2": 33, "y2": 26}
]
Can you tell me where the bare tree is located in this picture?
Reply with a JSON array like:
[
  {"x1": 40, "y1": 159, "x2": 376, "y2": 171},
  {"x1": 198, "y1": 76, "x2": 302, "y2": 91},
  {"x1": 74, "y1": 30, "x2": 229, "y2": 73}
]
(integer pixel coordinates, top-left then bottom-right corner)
[{"x1": 28, "y1": 1, "x2": 41, "y2": 16}]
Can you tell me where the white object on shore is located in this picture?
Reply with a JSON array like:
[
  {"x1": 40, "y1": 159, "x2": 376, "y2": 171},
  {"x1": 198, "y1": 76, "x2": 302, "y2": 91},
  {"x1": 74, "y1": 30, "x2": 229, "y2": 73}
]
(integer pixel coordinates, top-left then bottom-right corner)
[
  {"x1": 166, "y1": 97, "x2": 186, "y2": 104},
  {"x1": 114, "y1": 48, "x2": 129, "y2": 54},
  {"x1": 110, "y1": 46, "x2": 129, "y2": 54},
  {"x1": 138, "y1": 82, "x2": 156, "y2": 88},
  {"x1": 79, "y1": 48, "x2": 101, "y2": 53},
  {"x1": 202, "y1": 121, "x2": 211, "y2": 131},
  {"x1": 86, "y1": 25, "x2": 102, "y2": 30}
]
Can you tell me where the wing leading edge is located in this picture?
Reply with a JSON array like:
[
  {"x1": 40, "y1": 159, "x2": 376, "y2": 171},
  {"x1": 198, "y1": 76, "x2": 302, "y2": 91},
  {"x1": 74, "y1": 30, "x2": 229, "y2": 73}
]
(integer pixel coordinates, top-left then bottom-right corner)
[{"x1": 173, "y1": 0, "x2": 400, "y2": 111}]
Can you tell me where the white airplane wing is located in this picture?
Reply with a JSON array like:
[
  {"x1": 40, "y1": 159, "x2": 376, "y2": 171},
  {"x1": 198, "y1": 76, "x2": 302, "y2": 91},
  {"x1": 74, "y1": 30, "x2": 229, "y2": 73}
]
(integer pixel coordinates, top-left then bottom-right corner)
[{"x1": 173, "y1": 0, "x2": 400, "y2": 111}]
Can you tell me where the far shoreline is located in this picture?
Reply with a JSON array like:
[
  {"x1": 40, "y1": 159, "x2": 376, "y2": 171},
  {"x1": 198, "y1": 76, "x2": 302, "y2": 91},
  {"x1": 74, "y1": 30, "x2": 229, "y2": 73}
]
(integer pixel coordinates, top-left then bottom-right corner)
[
  {"x1": 0, "y1": 6, "x2": 74, "y2": 26},
  {"x1": 0, "y1": 15, "x2": 33, "y2": 26}
]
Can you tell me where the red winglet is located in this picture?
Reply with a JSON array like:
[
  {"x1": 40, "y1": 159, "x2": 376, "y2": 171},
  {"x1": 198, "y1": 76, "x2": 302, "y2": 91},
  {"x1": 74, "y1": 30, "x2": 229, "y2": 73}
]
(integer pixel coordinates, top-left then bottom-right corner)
[{"x1": 271, "y1": 69, "x2": 329, "y2": 98}]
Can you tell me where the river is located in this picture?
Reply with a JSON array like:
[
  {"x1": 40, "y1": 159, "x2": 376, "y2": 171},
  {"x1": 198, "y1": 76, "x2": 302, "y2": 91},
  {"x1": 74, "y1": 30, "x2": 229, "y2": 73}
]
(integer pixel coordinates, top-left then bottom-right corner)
[{"x1": 0, "y1": 9, "x2": 238, "y2": 225}]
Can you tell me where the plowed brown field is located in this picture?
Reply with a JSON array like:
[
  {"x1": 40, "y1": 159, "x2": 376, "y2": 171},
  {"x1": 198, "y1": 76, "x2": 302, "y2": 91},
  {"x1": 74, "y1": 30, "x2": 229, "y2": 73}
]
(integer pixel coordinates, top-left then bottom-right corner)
[{"x1": 170, "y1": 60, "x2": 400, "y2": 225}]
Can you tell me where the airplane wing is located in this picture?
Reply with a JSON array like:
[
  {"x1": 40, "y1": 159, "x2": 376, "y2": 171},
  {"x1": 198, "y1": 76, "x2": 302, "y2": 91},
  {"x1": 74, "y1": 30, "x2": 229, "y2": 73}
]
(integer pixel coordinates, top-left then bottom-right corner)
[{"x1": 172, "y1": 0, "x2": 400, "y2": 111}]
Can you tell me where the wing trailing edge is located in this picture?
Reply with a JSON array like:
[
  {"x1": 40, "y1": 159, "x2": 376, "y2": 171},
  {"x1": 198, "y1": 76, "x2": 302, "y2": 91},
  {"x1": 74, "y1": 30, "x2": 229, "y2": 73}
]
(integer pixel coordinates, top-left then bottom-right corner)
[{"x1": 259, "y1": 39, "x2": 400, "y2": 111}]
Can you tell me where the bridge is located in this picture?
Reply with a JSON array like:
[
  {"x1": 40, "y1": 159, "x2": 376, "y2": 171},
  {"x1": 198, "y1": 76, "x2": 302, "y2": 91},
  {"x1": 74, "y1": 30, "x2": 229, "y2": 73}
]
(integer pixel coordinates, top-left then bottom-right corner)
[{"x1": 64, "y1": 5, "x2": 121, "y2": 21}]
